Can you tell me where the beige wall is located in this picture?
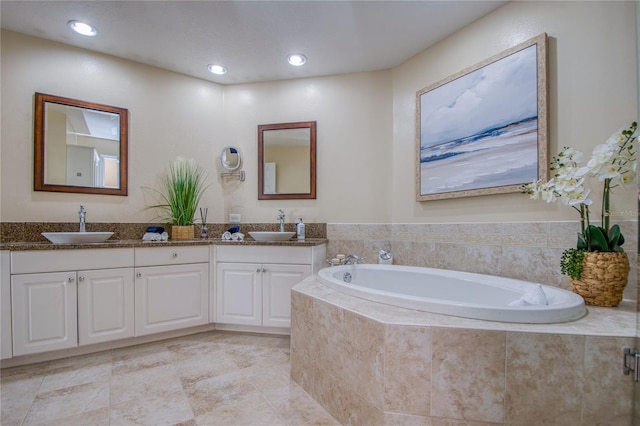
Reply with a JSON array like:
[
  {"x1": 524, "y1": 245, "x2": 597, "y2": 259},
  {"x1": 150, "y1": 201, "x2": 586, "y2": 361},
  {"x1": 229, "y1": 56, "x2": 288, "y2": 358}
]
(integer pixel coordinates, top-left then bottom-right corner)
[
  {"x1": 264, "y1": 145, "x2": 310, "y2": 193},
  {"x1": 1, "y1": 1, "x2": 637, "y2": 225},
  {"x1": 44, "y1": 109, "x2": 67, "y2": 185},
  {"x1": 1, "y1": 30, "x2": 226, "y2": 223},
  {"x1": 392, "y1": 1, "x2": 638, "y2": 223},
  {"x1": 0, "y1": 31, "x2": 392, "y2": 224},
  {"x1": 220, "y1": 73, "x2": 393, "y2": 223}
]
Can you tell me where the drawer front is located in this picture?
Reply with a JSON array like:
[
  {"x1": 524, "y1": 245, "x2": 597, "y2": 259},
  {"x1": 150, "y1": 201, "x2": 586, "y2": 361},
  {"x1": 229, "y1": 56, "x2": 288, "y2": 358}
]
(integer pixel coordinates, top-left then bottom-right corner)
[
  {"x1": 135, "y1": 246, "x2": 209, "y2": 266},
  {"x1": 11, "y1": 248, "x2": 134, "y2": 274},
  {"x1": 215, "y1": 245, "x2": 311, "y2": 264}
]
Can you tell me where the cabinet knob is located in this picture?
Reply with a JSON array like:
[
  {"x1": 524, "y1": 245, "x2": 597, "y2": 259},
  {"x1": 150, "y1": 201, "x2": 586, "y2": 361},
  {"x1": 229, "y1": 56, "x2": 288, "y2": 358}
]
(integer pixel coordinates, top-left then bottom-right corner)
[
  {"x1": 68, "y1": 277, "x2": 75, "y2": 283},
  {"x1": 262, "y1": 268, "x2": 267, "y2": 273},
  {"x1": 256, "y1": 268, "x2": 261, "y2": 273},
  {"x1": 78, "y1": 276, "x2": 85, "y2": 282},
  {"x1": 172, "y1": 252, "x2": 178, "y2": 258},
  {"x1": 136, "y1": 272, "x2": 142, "y2": 278}
]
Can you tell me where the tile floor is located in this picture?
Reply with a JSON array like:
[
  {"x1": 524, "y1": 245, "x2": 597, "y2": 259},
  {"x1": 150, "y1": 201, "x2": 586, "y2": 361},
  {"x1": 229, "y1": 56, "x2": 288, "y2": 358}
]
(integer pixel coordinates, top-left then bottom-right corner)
[{"x1": 1, "y1": 331, "x2": 340, "y2": 426}]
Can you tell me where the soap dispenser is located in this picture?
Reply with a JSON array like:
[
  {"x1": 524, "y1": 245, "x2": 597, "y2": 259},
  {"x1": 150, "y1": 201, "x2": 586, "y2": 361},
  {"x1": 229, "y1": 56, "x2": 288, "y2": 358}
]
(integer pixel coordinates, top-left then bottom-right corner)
[{"x1": 296, "y1": 218, "x2": 305, "y2": 240}]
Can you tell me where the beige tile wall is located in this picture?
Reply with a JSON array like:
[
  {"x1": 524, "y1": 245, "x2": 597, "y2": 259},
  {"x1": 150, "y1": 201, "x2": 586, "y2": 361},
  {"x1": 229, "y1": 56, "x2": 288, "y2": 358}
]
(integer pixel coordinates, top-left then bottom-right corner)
[
  {"x1": 291, "y1": 290, "x2": 635, "y2": 425},
  {"x1": 327, "y1": 221, "x2": 638, "y2": 302}
]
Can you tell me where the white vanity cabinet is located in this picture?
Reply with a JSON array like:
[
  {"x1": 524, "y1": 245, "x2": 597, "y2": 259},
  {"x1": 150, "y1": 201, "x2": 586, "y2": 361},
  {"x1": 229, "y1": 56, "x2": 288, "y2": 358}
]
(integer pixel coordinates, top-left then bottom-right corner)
[
  {"x1": 134, "y1": 246, "x2": 209, "y2": 336},
  {"x1": 215, "y1": 262, "x2": 262, "y2": 326},
  {"x1": 10, "y1": 249, "x2": 134, "y2": 356},
  {"x1": 77, "y1": 268, "x2": 135, "y2": 346},
  {"x1": 216, "y1": 262, "x2": 310, "y2": 327},
  {"x1": 11, "y1": 271, "x2": 78, "y2": 355},
  {"x1": 214, "y1": 244, "x2": 326, "y2": 330}
]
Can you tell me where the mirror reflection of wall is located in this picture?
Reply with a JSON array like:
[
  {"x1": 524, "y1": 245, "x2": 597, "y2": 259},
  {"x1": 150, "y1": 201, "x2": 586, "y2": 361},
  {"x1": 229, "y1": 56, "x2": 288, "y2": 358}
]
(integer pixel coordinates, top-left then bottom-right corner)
[
  {"x1": 258, "y1": 121, "x2": 316, "y2": 200},
  {"x1": 44, "y1": 102, "x2": 120, "y2": 188},
  {"x1": 263, "y1": 127, "x2": 311, "y2": 194}
]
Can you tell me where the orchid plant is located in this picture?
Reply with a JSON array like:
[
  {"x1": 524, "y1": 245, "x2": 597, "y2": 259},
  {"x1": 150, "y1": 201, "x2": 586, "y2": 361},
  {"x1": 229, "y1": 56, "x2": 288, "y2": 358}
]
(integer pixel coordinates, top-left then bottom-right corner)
[{"x1": 522, "y1": 122, "x2": 637, "y2": 278}]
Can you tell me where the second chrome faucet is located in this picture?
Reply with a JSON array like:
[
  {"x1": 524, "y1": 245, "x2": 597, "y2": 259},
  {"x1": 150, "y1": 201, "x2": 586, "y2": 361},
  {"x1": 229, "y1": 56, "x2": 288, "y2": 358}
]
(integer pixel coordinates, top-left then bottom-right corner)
[
  {"x1": 277, "y1": 209, "x2": 285, "y2": 232},
  {"x1": 79, "y1": 205, "x2": 87, "y2": 232}
]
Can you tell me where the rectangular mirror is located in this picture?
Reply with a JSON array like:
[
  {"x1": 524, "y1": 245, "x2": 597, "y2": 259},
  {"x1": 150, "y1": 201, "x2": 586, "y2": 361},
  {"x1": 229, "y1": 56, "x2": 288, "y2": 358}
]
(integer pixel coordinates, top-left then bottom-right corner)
[
  {"x1": 258, "y1": 121, "x2": 316, "y2": 200},
  {"x1": 34, "y1": 92, "x2": 129, "y2": 196}
]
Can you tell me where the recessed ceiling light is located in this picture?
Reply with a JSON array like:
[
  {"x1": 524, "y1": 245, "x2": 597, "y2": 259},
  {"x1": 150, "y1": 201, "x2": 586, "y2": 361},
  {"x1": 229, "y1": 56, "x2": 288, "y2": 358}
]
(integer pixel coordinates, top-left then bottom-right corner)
[
  {"x1": 208, "y1": 64, "x2": 227, "y2": 75},
  {"x1": 68, "y1": 20, "x2": 97, "y2": 36},
  {"x1": 287, "y1": 53, "x2": 307, "y2": 67}
]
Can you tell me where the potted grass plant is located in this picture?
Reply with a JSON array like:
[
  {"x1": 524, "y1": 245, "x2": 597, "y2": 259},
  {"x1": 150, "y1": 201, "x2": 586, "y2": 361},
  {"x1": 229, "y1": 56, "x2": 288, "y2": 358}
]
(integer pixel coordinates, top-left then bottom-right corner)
[{"x1": 151, "y1": 157, "x2": 209, "y2": 240}]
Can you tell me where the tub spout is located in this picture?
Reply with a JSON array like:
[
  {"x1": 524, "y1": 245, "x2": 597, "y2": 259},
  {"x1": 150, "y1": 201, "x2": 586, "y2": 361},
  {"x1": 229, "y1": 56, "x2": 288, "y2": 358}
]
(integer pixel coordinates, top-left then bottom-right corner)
[{"x1": 340, "y1": 254, "x2": 362, "y2": 265}]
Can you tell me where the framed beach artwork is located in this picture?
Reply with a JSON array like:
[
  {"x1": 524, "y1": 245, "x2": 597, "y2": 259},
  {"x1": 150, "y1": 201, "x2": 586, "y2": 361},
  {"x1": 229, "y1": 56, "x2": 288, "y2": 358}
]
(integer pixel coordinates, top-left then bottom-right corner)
[{"x1": 416, "y1": 33, "x2": 548, "y2": 201}]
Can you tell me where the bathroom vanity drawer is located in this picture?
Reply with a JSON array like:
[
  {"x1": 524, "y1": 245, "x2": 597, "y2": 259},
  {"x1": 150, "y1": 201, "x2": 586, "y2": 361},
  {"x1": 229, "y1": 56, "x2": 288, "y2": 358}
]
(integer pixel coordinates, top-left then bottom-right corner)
[
  {"x1": 215, "y1": 245, "x2": 312, "y2": 264},
  {"x1": 11, "y1": 248, "x2": 134, "y2": 274},
  {"x1": 135, "y1": 246, "x2": 209, "y2": 267}
]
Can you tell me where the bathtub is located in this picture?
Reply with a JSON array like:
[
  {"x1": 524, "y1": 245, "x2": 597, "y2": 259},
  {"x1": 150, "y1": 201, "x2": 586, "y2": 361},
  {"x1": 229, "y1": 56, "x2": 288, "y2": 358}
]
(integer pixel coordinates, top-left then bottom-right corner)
[{"x1": 317, "y1": 264, "x2": 586, "y2": 323}]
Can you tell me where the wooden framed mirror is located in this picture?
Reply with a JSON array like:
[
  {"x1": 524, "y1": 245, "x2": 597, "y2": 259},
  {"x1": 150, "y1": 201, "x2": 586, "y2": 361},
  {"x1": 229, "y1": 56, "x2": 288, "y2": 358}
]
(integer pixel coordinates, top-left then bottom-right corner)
[
  {"x1": 34, "y1": 92, "x2": 129, "y2": 196},
  {"x1": 258, "y1": 121, "x2": 316, "y2": 200}
]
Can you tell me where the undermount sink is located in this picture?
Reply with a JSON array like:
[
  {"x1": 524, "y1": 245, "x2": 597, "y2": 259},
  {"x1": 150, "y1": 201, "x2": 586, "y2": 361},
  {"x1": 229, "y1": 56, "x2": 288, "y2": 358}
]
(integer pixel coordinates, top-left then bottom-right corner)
[
  {"x1": 248, "y1": 231, "x2": 295, "y2": 242},
  {"x1": 42, "y1": 232, "x2": 114, "y2": 244}
]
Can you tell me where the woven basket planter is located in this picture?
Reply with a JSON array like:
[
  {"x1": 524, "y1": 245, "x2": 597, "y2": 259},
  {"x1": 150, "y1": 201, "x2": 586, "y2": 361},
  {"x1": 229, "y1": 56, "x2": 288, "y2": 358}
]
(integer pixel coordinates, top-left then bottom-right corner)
[
  {"x1": 570, "y1": 252, "x2": 630, "y2": 307},
  {"x1": 171, "y1": 225, "x2": 195, "y2": 241}
]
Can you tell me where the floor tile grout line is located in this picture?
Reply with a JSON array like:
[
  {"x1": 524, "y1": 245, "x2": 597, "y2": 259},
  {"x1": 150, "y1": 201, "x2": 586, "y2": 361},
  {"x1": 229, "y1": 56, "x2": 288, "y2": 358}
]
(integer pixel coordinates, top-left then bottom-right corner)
[
  {"x1": 1, "y1": 331, "x2": 340, "y2": 426},
  {"x1": 253, "y1": 382, "x2": 290, "y2": 426},
  {"x1": 20, "y1": 371, "x2": 45, "y2": 426}
]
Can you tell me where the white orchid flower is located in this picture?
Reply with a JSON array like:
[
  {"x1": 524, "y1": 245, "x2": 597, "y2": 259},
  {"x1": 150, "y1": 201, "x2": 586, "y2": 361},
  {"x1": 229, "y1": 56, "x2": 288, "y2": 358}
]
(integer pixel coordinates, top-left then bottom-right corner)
[
  {"x1": 597, "y1": 164, "x2": 620, "y2": 181},
  {"x1": 541, "y1": 189, "x2": 557, "y2": 203},
  {"x1": 574, "y1": 166, "x2": 591, "y2": 178},
  {"x1": 620, "y1": 172, "x2": 636, "y2": 185},
  {"x1": 524, "y1": 122, "x2": 636, "y2": 255}
]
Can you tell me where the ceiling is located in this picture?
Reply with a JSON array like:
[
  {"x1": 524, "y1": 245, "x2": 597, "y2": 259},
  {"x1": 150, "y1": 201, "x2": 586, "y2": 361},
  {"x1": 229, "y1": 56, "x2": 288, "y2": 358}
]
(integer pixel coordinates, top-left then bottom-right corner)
[{"x1": 1, "y1": 1, "x2": 508, "y2": 85}]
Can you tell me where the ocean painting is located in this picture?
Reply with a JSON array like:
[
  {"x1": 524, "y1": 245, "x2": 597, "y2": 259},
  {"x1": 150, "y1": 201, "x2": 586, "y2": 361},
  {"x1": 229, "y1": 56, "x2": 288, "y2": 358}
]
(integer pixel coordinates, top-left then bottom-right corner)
[{"x1": 417, "y1": 35, "x2": 546, "y2": 200}]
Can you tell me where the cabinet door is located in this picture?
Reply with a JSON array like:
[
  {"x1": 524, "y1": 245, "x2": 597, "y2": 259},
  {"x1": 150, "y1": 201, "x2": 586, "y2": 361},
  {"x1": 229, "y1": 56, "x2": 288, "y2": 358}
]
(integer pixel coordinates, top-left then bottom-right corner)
[
  {"x1": 78, "y1": 268, "x2": 134, "y2": 345},
  {"x1": 135, "y1": 263, "x2": 208, "y2": 336},
  {"x1": 11, "y1": 272, "x2": 77, "y2": 356},
  {"x1": 216, "y1": 263, "x2": 262, "y2": 326},
  {"x1": 262, "y1": 264, "x2": 311, "y2": 327}
]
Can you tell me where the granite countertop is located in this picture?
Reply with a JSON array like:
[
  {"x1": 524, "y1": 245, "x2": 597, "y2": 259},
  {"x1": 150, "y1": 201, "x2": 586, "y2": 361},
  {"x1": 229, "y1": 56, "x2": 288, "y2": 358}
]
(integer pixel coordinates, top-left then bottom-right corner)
[{"x1": 0, "y1": 238, "x2": 329, "y2": 251}]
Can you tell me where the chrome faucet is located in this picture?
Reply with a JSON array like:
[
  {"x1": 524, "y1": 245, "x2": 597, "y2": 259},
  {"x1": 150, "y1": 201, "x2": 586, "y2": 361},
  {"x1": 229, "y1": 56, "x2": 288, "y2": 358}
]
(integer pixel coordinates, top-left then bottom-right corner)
[
  {"x1": 277, "y1": 209, "x2": 285, "y2": 232},
  {"x1": 340, "y1": 254, "x2": 362, "y2": 265},
  {"x1": 78, "y1": 205, "x2": 86, "y2": 232}
]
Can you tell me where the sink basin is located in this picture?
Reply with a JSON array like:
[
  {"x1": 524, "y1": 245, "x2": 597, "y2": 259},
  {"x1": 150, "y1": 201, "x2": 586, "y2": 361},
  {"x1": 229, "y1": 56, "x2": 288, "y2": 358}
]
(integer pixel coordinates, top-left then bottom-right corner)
[
  {"x1": 42, "y1": 232, "x2": 114, "y2": 244},
  {"x1": 248, "y1": 231, "x2": 295, "y2": 242}
]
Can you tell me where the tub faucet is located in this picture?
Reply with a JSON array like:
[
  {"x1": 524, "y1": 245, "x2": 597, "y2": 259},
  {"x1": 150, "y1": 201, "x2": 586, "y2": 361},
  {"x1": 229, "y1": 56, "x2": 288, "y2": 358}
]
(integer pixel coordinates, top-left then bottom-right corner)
[
  {"x1": 341, "y1": 254, "x2": 362, "y2": 265},
  {"x1": 78, "y1": 205, "x2": 86, "y2": 232},
  {"x1": 277, "y1": 209, "x2": 285, "y2": 232}
]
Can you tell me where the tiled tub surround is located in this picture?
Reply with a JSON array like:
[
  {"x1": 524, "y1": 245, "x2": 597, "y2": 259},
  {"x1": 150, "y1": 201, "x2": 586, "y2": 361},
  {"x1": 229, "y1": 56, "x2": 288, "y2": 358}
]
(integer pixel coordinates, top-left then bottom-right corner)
[
  {"x1": 291, "y1": 277, "x2": 636, "y2": 425},
  {"x1": 327, "y1": 221, "x2": 638, "y2": 302}
]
